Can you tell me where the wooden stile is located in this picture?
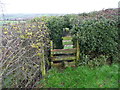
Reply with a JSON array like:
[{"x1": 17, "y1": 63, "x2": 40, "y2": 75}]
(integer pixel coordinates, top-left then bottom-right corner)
[{"x1": 50, "y1": 36, "x2": 80, "y2": 68}]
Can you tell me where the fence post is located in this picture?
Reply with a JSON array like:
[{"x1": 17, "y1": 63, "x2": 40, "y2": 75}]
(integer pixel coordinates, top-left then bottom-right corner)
[
  {"x1": 0, "y1": 24, "x2": 2, "y2": 89},
  {"x1": 41, "y1": 43, "x2": 46, "y2": 76},
  {"x1": 50, "y1": 40, "x2": 53, "y2": 51},
  {"x1": 50, "y1": 41, "x2": 53, "y2": 66},
  {"x1": 76, "y1": 37, "x2": 80, "y2": 66}
]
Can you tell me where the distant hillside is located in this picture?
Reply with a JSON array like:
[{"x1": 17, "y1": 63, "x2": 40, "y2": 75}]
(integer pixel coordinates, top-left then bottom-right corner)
[
  {"x1": 0, "y1": 8, "x2": 118, "y2": 21},
  {"x1": 0, "y1": 13, "x2": 64, "y2": 20}
]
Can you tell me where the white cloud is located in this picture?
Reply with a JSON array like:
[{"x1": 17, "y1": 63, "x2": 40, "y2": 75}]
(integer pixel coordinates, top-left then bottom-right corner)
[{"x1": 1, "y1": 0, "x2": 119, "y2": 14}]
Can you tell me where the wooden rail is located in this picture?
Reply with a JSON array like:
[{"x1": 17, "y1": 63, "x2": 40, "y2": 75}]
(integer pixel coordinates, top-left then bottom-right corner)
[
  {"x1": 51, "y1": 55, "x2": 76, "y2": 61},
  {"x1": 51, "y1": 48, "x2": 76, "y2": 54}
]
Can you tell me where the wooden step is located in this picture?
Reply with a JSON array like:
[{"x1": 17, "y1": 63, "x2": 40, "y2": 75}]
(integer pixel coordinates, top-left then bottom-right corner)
[
  {"x1": 62, "y1": 36, "x2": 72, "y2": 40},
  {"x1": 63, "y1": 41, "x2": 73, "y2": 45},
  {"x1": 51, "y1": 55, "x2": 76, "y2": 61},
  {"x1": 51, "y1": 48, "x2": 76, "y2": 54},
  {"x1": 63, "y1": 40, "x2": 71, "y2": 42},
  {"x1": 51, "y1": 60, "x2": 75, "y2": 67},
  {"x1": 64, "y1": 45, "x2": 73, "y2": 47}
]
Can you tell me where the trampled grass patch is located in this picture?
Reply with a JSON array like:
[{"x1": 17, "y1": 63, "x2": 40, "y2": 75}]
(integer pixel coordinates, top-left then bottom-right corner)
[{"x1": 36, "y1": 64, "x2": 119, "y2": 88}]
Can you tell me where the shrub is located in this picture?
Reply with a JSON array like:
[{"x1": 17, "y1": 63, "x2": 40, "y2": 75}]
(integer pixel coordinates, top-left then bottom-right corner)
[
  {"x1": 30, "y1": 16, "x2": 66, "y2": 49},
  {"x1": 46, "y1": 16, "x2": 66, "y2": 49},
  {"x1": 71, "y1": 17, "x2": 119, "y2": 64}
]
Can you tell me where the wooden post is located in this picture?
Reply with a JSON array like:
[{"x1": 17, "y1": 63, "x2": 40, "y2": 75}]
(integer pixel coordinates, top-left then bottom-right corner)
[
  {"x1": 50, "y1": 41, "x2": 53, "y2": 51},
  {"x1": 50, "y1": 41, "x2": 53, "y2": 66},
  {"x1": 76, "y1": 38, "x2": 80, "y2": 66},
  {"x1": 64, "y1": 61, "x2": 69, "y2": 68},
  {"x1": 0, "y1": 24, "x2": 2, "y2": 90},
  {"x1": 41, "y1": 43, "x2": 46, "y2": 76}
]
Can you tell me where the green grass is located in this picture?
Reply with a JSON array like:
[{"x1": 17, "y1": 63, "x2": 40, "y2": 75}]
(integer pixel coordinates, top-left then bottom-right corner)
[{"x1": 36, "y1": 64, "x2": 119, "y2": 88}]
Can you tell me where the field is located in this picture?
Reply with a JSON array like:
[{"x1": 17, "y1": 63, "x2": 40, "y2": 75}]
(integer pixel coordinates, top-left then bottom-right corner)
[{"x1": 0, "y1": 21, "x2": 25, "y2": 26}]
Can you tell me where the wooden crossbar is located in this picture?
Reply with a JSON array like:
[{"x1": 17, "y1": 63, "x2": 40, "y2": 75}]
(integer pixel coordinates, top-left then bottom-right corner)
[
  {"x1": 62, "y1": 36, "x2": 72, "y2": 40},
  {"x1": 51, "y1": 55, "x2": 76, "y2": 61},
  {"x1": 51, "y1": 48, "x2": 76, "y2": 54}
]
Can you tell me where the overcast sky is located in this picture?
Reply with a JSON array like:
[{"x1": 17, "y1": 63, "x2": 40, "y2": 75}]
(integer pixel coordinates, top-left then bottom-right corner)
[{"x1": 1, "y1": 0, "x2": 119, "y2": 14}]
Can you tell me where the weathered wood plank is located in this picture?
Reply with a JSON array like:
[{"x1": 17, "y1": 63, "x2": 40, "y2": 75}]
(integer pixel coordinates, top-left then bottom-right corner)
[
  {"x1": 63, "y1": 40, "x2": 71, "y2": 42},
  {"x1": 63, "y1": 41, "x2": 73, "y2": 45},
  {"x1": 51, "y1": 48, "x2": 76, "y2": 54},
  {"x1": 62, "y1": 36, "x2": 72, "y2": 40},
  {"x1": 50, "y1": 41, "x2": 53, "y2": 50},
  {"x1": 64, "y1": 45, "x2": 73, "y2": 49},
  {"x1": 76, "y1": 39, "x2": 80, "y2": 64},
  {"x1": 51, "y1": 48, "x2": 76, "y2": 52},
  {"x1": 41, "y1": 44, "x2": 46, "y2": 76},
  {"x1": 51, "y1": 55, "x2": 76, "y2": 61},
  {"x1": 50, "y1": 41, "x2": 53, "y2": 57}
]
